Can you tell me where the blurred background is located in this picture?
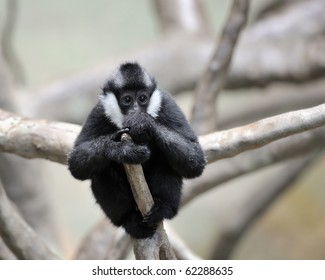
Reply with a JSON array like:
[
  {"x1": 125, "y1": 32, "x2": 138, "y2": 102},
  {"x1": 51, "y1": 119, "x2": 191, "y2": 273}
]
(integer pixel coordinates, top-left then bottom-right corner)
[{"x1": 0, "y1": 0, "x2": 325, "y2": 259}]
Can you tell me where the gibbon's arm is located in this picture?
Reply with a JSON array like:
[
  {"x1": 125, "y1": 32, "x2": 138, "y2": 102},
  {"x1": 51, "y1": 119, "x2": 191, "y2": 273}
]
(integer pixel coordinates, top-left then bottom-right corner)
[
  {"x1": 68, "y1": 104, "x2": 150, "y2": 180},
  {"x1": 153, "y1": 94, "x2": 206, "y2": 178},
  {"x1": 153, "y1": 123, "x2": 205, "y2": 179}
]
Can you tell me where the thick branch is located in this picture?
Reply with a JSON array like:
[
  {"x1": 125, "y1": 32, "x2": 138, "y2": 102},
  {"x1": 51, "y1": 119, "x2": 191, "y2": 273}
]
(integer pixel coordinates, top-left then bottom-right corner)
[
  {"x1": 182, "y1": 127, "x2": 325, "y2": 205},
  {"x1": 191, "y1": 0, "x2": 248, "y2": 134},
  {"x1": 200, "y1": 103, "x2": 325, "y2": 163},
  {"x1": 248, "y1": 0, "x2": 325, "y2": 41},
  {"x1": 1, "y1": 103, "x2": 325, "y2": 166},
  {"x1": 0, "y1": 179, "x2": 59, "y2": 259},
  {"x1": 0, "y1": 109, "x2": 80, "y2": 164},
  {"x1": 228, "y1": 36, "x2": 325, "y2": 89}
]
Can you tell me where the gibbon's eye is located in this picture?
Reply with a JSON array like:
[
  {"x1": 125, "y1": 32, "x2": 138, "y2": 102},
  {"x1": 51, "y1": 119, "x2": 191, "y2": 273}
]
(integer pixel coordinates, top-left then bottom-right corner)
[
  {"x1": 122, "y1": 95, "x2": 133, "y2": 106},
  {"x1": 138, "y1": 94, "x2": 148, "y2": 105}
]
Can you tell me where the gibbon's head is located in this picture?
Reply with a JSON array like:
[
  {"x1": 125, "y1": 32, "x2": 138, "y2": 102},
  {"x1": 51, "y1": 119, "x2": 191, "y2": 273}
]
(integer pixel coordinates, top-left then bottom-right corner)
[{"x1": 100, "y1": 62, "x2": 162, "y2": 128}]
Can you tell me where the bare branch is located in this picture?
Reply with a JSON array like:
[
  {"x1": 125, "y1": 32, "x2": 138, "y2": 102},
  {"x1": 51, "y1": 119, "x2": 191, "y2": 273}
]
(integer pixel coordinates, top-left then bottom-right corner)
[
  {"x1": 0, "y1": 109, "x2": 80, "y2": 164},
  {"x1": 200, "y1": 103, "x2": 325, "y2": 163},
  {"x1": 211, "y1": 154, "x2": 318, "y2": 259},
  {"x1": 0, "y1": 179, "x2": 59, "y2": 259},
  {"x1": 191, "y1": 0, "x2": 249, "y2": 134},
  {"x1": 153, "y1": 0, "x2": 211, "y2": 36},
  {"x1": 76, "y1": 219, "x2": 131, "y2": 260},
  {"x1": 23, "y1": 1, "x2": 325, "y2": 121},
  {"x1": 182, "y1": 127, "x2": 325, "y2": 205},
  {"x1": 228, "y1": 36, "x2": 325, "y2": 89},
  {"x1": 164, "y1": 223, "x2": 201, "y2": 260},
  {"x1": 249, "y1": 0, "x2": 325, "y2": 41},
  {"x1": 121, "y1": 133, "x2": 176, "y2": 260},
  {"x1": 0, "y1": 154, "x2": 58, "y2": 244},
  {"x1": 1, "y1": 28, "x2": 57, "y2": 246},
  {"x1": 1, "y1": 103, "x2": 325, "y2": 167},
  {"x1": 26, "y1": 37, "x2": 210, "y2": 121}
]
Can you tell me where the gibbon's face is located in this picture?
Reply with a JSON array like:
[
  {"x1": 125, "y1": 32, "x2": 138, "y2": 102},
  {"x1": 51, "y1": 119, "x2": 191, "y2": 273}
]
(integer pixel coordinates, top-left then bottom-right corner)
[
  {"x1": 100, "y1": 63, "x2": 162, "y2": 128},
  {"x1": 118, "y1": 90, "x2": 151, "y2": 114}
]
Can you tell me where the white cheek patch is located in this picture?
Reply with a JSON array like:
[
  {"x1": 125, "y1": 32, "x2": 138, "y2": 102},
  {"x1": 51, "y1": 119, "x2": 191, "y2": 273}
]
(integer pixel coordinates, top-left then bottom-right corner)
[
  {"x1": 143, "y1": 71, "x2": 153, "y2": 88},
  {"x1": 99, "y1": 93, "x2": 124, "y2": 128},
  {"x1": 147, "y1": 89, "x2": 161, "y2": 118}
]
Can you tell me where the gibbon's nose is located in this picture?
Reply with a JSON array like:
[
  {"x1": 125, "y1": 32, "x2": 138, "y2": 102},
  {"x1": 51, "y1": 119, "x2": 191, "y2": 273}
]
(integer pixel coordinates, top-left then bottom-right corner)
[{"x1": 132, "y1": 102, "x2": 140, "y2": 112}]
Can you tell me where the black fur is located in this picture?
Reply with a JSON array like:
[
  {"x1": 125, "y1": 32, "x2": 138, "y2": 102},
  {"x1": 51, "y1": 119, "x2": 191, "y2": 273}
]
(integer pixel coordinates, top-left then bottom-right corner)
[{"x1": 68, "y1": 62, "x2": 206, "y2": 238}]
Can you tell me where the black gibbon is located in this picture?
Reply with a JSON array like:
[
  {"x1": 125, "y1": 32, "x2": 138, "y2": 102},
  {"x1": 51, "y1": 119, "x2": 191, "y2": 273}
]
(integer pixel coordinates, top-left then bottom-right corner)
[{"x1": 68, "y1": 62, "x2": 206, "y2": 238}]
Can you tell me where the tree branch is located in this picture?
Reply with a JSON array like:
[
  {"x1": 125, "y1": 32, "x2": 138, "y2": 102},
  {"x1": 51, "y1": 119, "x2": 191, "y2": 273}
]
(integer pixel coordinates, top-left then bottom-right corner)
[
  {"x1": 1, "y1": 25, "x2": 57, "y2": 247},
  {"x1": 200, "y1": 103, "x2": 325, "y2": 163},
  {"x1": 248, "y1": 0, "x2": 325, "y2": 41},
  {"x1": 153, "y1": 0, "x2": 211, "y2": 36},
  {"x1": 227, "y1": 36, "x2": 325, "y2": 89},
  {"x1": 164, "y1": 223, "x2": 201, "y2": 260},
  {"x1": 22, "y1": 0, "x2": 325, "y2": 123},
  {"x1": 0, "y1": 179, "x2": 59, "y2": 259},
  {"x1": 182, "y1": 127, "x2": 325, "y2": 205},
  {"x1": 1, "y1": 103, "x2": 325, "y2": 166},
  {"x1": 121, "y1": 133, "x2": 175, "y2": 260},
  {"x1": 75, "y1": 219, "x2": 131, "y2": 260},
  {"x1": 0, "y1": 109, "x2": 80, "y2": 164},
  {"x1": 211, "y1": 154, "x2": 318, "y2": 259},
  {"x1": 0, "y1": 39, "x2": 15, "y2": 111},
  {"x1": 1, "y1": 0, "x2": 25, "y2": 85},
  {"x1": 191, "y1": 0, "x2": 249, "y2": 134},
  {"x1": 0, "y1": 237, "x2": 16, "y2": 259}
]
